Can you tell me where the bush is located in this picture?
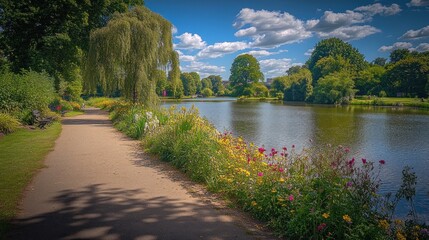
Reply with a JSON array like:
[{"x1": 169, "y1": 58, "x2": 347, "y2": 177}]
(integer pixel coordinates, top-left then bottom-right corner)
[
  {"x1": 0, "y1": 113, "x2": 20, "y2": 134},
  {"x1": 86, "y1": 97, "x2": 118, "y2": 109},
  {"x1": 0, "y1": 70, "x2": 56, "y2": 119},
  {"x1": 201, "y1": 88, "x2": 213, "y2": 97}
]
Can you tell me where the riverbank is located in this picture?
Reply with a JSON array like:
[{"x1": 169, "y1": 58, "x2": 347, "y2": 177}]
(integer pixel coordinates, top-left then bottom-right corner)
[
  {"x1": 350, "y1": 97, "x2": 429, "y2": 108},
  {"x1": 0, "y1": 123, "x2": 61, "y2": 237},
  {"x1": 102, "y1": 99, "x2": 428, "y2": 239}
]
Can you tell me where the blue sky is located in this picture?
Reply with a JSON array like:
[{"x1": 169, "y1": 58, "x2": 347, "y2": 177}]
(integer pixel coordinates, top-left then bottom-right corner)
[{"x1": 145, "y1": 0, "x2": 429, "y2": 80}]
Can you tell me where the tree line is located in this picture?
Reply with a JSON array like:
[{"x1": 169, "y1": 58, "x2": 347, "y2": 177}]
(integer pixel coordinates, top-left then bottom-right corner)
[{"x1": 229, "y1": 38, "x2": 429, "y2": 104}]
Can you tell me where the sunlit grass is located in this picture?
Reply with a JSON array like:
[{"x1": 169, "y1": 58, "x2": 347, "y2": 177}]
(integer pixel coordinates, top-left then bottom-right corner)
[{"x1": 0, "y1": 123, "x2": 61, "y2": 236}]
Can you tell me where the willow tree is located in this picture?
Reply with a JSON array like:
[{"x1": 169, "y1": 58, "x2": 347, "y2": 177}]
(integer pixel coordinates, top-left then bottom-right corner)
[{"x1": 84, "y1": 6, "x2": 179, "y2": 106}]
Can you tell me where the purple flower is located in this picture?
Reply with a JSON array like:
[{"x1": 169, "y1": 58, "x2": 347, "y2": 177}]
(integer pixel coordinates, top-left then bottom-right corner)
[{"x1": 346, "y1": 181, "x2": 353, "y2": 188}]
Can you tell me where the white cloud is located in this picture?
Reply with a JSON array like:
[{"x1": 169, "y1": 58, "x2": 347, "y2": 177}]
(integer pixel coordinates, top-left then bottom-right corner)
[
  {"x1": 400, "y1": 25, "x2": 429, "y2": 40},
  {"x1": 259, "y1": 58, "x2": 301, "y2": 78},
  {"x1": 407, "y1": 0, "x2": 429, "y2": 7},
  {"x1": 304, "y1": 48, "x2": 314, "y2": 56},
  {"x1": 181, "y1": 61, "x2": 226, "y2": 78},
  {"x1": 233, "y1": 8, "x2": 312, "y2": 48},
  {"x1": 412, "y1": 43, "x2": 429, "y2": 52},
  {"x1": 176, "y1": 50, "x2": 195, "y2": 62},
  {"x1": 174, "y1": 32, "x2": 206, "y2": 50},
  {"x1": 171, "y1": 25, "x2": 178, "y2": 35},
  {"x1": 378, "y1": 42, "x2": 413, "y2": 52},
  {"x1": 307, "y1": 4, "x2": 400, "y2": 41},
  {"x1": 197, "y1": 41, "x2": 248, "y2": 58},
  {"x1": 317, "y1": 25, "x2": 381, "y2": 41},
  {"x1": 354, "y1": 3, "x2": 401, "y2": 16},
  {"x1": 241, "y1": 50, "x2": 287, "y2": 58}
]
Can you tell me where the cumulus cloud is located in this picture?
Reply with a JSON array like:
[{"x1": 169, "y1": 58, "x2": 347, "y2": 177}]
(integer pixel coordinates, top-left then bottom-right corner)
[
  {"x1": 175, "y1": 32, "x2": 206, "y2": 50},
  {"x1": 307, "y1": 3, "x2": 400, "y2": 41},
  {"x1": 354, "y1": 3, "x2": 401, "y2": 16},
  {"x1": 181, "y1": 61, "x2": 226, "y2": 78},
  {"x1": 400, "y1": 25, "x2": 429, "y2": 40},
  {"x1": 233, "y1": 8, "x2": 312, "y2": 48},
  {"x1": 259, "y1": 58, "x2": 301, "y2": 78},
  {"x1": 197, "y1": 41, "x2": 248, "y2": 58},
  {"x1": 412, "y1": 43, "x2": 429, "y2": 52},
  {"x1": 241, "y1": 49, "x2": 287, "y2": 58},
  {"x1": 316, "y1": 25, "x2": 381, "y2": 41},
  {"x1": 407, "y1": 0, "x2": 429, "y2": 7},
  {"x1": 176, "y1": 50, "x2": 195, "y2": 62},
  {"x1": 378, "y1": 42, "x2": 413, "y2": 52}
]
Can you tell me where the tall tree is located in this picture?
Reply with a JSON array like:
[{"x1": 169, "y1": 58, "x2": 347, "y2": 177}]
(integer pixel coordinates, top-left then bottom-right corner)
[
  {"x1": 201, "y1": 78, "x2": 213, "y2": 90},
  {"x1": 229, "y1": 54, "x2": 264, "y2": 96},
  {"x1": 355, "y1": 65, "x2": 385, "y2": 95},
  {"x1": 313, "y1": 71, "x2": 356, "y2": 104},
  {"x1": 306, "y1": 38, "x2": 367, "y2": 81},
  {"x1": 84, "y1": 6, "x2": 177, "y2": 106},
  {"x1": 284, "y1": 68, "x2": 313, "y2": 102},
  {"x1": 180, "y1": 72, "x2": 197, "y2": 96},
  {"x1": 372, "y1": 57, "x2": 387, "y2": 66},
  {"x1": 0, "y1": 0, "x2": 142, "y2": 86},
  {"x1": 383, "y1": 54, "x2": 429, "y2": 97},
  {"x1": 389, "y1": 49, "x2": 411, "y2": 64}
]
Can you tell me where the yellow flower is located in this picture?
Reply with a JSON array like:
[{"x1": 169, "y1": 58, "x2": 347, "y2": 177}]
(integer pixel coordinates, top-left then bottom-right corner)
[
  {"x1": 396, "y1": 231, "x2": 406, "y2": 240},
  {"x1": 343, "y1": 214, "x2": 352, "y2": 223},
  {"x1": 251, "y1": 201, "x2": 257, "y2": 206},
  {"x1": 271, "y1": 188, "x2": 277, "y2": 193},
  {"x1": 279, "y1": 177, "x2": 285, "y2": 183},
  {"x1": 322, "y1": 213, "x2": 330, "y2": 219},
  {"x1": 379, "y1": 219, "x2": 389, "y2": 231}
]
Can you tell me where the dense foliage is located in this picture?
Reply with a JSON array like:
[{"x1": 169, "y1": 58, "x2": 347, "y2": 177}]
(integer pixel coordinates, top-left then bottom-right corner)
[
  {"x1": 229, "y1": 54, "x2": 264, "y2": 96},
  {"x1": 85, "y1": 6, "x2": 177, "y2": 106},
  {"x1": 0, "y1": 70, "x2": 56, "y2": 121}
]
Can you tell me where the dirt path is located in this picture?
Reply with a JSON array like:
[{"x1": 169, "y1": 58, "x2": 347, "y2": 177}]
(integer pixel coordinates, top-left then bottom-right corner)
[{"x1": 8, "y1": 108, "x2": 272, "y2": 240}]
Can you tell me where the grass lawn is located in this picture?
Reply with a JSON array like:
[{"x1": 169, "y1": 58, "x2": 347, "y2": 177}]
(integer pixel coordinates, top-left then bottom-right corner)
[
  {"x1": 351, "y1": 97, "x2": 429, "y2": 108},
  {"x1": 0, "y1": 122, "x2": 61, "y2": 237}
]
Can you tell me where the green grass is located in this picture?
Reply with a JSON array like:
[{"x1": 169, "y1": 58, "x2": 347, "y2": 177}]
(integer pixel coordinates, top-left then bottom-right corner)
[
  {"x1": 350, "y1": 97, "x2": 429, "y2": 108},
  {"x1": 0, "y1": 123, "x2": 61, "y2": 237},
  {"x1": 64, "y1": 110, "x2": 84, "y2": 117}
]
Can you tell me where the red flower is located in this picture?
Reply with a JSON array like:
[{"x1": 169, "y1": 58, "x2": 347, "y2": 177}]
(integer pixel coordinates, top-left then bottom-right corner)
[
  {"x1": 258, "y1": 147, "x2": 266, "y2": 154},
  {"x1": 362, "y1": 158, "x2": 367, "y2": 164},
  {"x1": 282, "y1": 147, "x2": 287, "y2": 151},
  {"x1": 292, "y1": 144, "x2": 295, "y2": 148},
  {"x1": 288, "y1": 194, "x2": 294, "y2": 201},
  {"x1": 257, "y1": 172, "x2": 263, "y2": 177},
  {"x1": 56, "y1": 105, "x2": 62, "y2": 111},
  {"x1": 379, "y1": 160, "x2": 386, "y2": 165},
  {"x1": 278, "y1": 167, "x2": 284, "y2": 172},
  {"x1": 317, "y1": 223, "x2": 327, "y2": 232}
]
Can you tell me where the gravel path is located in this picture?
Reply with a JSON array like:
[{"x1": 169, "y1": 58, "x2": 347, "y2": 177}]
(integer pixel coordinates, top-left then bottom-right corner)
[{"x1": 8, "y1": 108, "x2": 271, "y2": 240}]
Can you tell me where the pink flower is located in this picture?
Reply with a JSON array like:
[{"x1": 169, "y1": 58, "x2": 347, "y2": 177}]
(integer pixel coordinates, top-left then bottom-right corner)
[
  {"x1": 288, "y1": 194, "x2": 294, "y2": 201},
  {"x1": 362, "y1": 158, "x2": 367, "y2": 164},
  {"x1": 278, "y1": 167, "x2": 284, "y2": 172},
  {"x1": 280, "y1": 153, "x2": 284, "y2": 156},
  {"x1": 282, "y1": 147, "x2": 287, "y2": 151},
  {"x1": 348, "y1": 158, "x2": 355, "y2": 166},
  {"x1": 257, "y1": 172, "x2": 263, "y2": 177},
  {"x1": 317, "y1": 223, "x2": 327, "y2": 232},
  {"x1": 292, "y1": 144, "x2": 295, "y2": 148},
  {"x1": 379, "y1": 160, "x2": 386, "y2": 165},
  {"x1": 258, "y1": 147, "x2": 266, "y2": 154},
  {"x1": 271, "y1": 148, "x2": 276, "y2": 152},
  {"x1": 345, "y1": 147, "x2": 350, "y2": 153}
]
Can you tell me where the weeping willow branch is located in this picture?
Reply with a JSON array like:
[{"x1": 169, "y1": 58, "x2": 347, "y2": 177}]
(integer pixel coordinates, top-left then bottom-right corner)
[{"x1": 84, "y1": 6, "x2": 178, "y2": 106}]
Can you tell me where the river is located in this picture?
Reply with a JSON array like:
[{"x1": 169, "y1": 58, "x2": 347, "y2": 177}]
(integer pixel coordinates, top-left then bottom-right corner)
[{"x1": 161, "y1": 98, "x2": 429, "y2": 222}]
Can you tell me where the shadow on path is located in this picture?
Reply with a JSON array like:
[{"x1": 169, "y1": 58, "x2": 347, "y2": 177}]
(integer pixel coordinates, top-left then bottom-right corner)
[{"x1": 9, "y1": 184, "x2": 248, "y2": 240}]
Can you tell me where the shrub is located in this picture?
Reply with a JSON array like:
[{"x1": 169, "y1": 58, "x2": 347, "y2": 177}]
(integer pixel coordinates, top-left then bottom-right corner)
[
  {"x1": 0, "y1": 113, "x2": 20, "y2": 134},
  {"x1": 201, "y1": 88, "x2": 213, "y2": 97},
  {"x1": 0, "y1": 70, "x2": 56, "y2": 119}
]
